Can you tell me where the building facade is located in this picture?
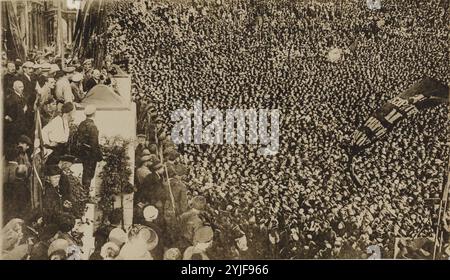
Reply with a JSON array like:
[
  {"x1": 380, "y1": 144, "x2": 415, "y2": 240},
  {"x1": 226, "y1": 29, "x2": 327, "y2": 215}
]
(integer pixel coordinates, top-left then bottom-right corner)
[{"x1": 5, "y1": 0, "x2": 78, "y2": 57}]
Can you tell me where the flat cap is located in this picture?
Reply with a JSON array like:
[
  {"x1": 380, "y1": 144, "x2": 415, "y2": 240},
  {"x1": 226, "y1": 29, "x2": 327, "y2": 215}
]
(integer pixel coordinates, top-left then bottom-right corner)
[
  {"x1": 63, "y1": 66, "x2": 75, "y2": 73},
  {"x1": 71, "y1": 73, "x2": 83, "y2": 82},
  {"x1": 84, "y1": 104, "x2": 97, "y2": 116},
  {"x1": 22, "y1": 61, "x2": 34, "y2": 68},
  {"x1": 41, "y1": 62, "x2": 52, "y2": 71}
]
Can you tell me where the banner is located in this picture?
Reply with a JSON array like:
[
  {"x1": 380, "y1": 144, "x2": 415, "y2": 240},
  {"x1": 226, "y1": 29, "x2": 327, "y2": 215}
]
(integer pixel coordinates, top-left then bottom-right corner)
[
  {"x1": 2, "y1": 1, "x2": 26, "y2": 61},
  {"x1": 350, "y1": 77, "x2": 448, "y2": 154}
]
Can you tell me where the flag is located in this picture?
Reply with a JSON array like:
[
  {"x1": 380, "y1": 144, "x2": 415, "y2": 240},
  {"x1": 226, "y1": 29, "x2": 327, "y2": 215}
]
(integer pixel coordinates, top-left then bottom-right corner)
[
  {"x1": 349, "y1": 77, "x2": 448, "y2": 154},
  {"x1": 31, "y1": 109, "x2": 45, "y2": 210}
]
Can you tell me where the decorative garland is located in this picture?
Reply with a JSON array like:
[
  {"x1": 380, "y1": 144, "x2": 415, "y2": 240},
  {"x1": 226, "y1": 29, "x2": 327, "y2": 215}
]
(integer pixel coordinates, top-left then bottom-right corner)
[{"x1": 97, "y1": 136, "x2": 135, "y2": 220}]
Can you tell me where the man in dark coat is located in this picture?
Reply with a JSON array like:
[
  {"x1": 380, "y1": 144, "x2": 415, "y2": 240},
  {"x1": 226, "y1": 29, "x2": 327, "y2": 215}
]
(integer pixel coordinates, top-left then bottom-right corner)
[
  {"x1": 138, "y1": 161, "x2": 165, "y2": 206},
  {"x1": 76, "y1": 105, "x2": 102, "y2": 188},
  {"x1": 2, "y1": 61, "x2": 17, "y2": 95},
  {"x1": 4, "y1": 80, "x2": 29, "y2": 144},
  {"x1": 83, "y1": 69, "x2": 100, "y2": 93},
  {"x1": 42, "y1": 165, "x2": 71, "y2": 223},
  {"x1": 58, "y1": 156, "x2": 75, "y2": 202},
  {"x1": 17, "y1": 61, "x2": 37, "y2": 129},
  {"x1": 16, "y1": 135, "x2": 32, "y2": 172}
]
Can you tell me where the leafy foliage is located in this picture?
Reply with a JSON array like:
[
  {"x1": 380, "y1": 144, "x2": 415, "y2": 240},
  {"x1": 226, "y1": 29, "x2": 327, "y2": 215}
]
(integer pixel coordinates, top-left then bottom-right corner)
[{"x1": 97, "y1": 136, "x2": 134, "y2": 218}]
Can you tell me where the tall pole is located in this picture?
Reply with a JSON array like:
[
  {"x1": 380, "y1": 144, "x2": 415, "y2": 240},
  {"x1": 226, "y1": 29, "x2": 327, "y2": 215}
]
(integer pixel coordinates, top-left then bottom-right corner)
[
  {"x1": 24, "y1": 0, "x2": 29, "y2": 58},
  {"x1": 58, "y1": 0, "x2": 65, "y2": 68}
]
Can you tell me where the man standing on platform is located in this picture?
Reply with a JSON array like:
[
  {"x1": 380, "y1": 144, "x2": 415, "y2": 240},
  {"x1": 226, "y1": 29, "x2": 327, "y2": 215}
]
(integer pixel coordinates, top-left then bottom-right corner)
[
  {"x1": 77, "y1": 105, "x2": 103, "y2": 188},
  {"x1": 4, "y1": 81, "x2": 29, "y2": 144}
]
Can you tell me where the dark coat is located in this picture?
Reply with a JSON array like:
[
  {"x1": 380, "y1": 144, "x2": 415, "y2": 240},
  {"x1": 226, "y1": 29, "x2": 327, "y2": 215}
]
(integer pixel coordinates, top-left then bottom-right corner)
[
  {"x1": 161, "y1": 178, "x2": 188, "y2": 217},
  {"x1": 59, "y1": 172, "x2": 74, "y2": 202},
  {"x1": 71, "y1": 83, "x2": 84, "y2": 103},
  {"x1": 42, "y1": 183, "x2": 64, "y2": 221},
  {"x1": 136, "y1": 172, "x2": 163, "y2": 204},
  {"x1": 4, "y1": 92, "x2": 28, "y2": 143},
  {"x1": 76, "y1": 118, "x2": 102, "y2": 162},
  {"x1": 2, "y1": 72, "x2": 17, "y2": 93},
  {"x1": 83, "y1": 78, "x2": 98, "y2": 93},
  {"x1": 17, "y1": 73, "x2": 37, "y2": 108}
]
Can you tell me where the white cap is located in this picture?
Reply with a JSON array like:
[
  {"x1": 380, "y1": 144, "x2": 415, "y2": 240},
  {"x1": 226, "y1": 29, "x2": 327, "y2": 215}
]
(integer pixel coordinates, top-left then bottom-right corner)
[
  {"x1": 72, "y1": 73, "x2": 83, "y2": 82},
  {"x1": 22, "y1": 61, "x2": 34, "y2": 68},
  {"x1": 49, "y1": 64, "x2": 60, "y2": 73},
  {"x1": 84, "y1": 104, "x2": 97, "y2": 116},
  {"x1": 108, "y1": 228, "x2": 127, "y2": 247},
  {"x1": 143, "y1": 205, "x2": 158, "y2": 221}
]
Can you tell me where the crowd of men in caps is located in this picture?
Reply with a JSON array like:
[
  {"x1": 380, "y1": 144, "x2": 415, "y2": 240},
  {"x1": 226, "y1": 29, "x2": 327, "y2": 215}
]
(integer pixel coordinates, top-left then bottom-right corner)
[
  {"x1": 2, "y1": 0, "x2": 450, "y2": 260},
  {"x1": 105, "y1": 0, "x2": 450, "y2": 259}
]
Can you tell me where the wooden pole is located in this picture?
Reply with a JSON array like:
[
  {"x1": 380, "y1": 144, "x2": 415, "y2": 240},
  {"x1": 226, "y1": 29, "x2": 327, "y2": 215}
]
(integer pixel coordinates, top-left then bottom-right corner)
[
  {"x1": 58, "y1": 0, "x2": 65, "y2": 68},
  {"x1": 24, "y1": 0, "x2": 29, "y2": 58}
]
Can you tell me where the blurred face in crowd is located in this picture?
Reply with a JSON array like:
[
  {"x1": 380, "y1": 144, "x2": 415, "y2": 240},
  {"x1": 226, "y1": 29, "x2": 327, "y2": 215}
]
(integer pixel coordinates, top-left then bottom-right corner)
[
  {"x1": 46, "y1": 77, "x2": 56, "y2": 89},
  {"x1": 13, "y1": 81, "x2": 24, "y2": 94},
  {"x1": 17, "y1": 142, "x2": 30, "y2": 152},
  {"x1": 137, "y1": 136, "x2": 146, "y2": 145},
  {"x1": 92, "y1": 69, "x2": 101, "y2": 80},
  {"x1": 84, "y1": 61, "x2": 92, "y2": 71},
  {"x1": 49, "y1": 175, "x2": 61, "y2": 187},
  {"x1": 7, "y1": 62, "x2": 16, "y2": 73},
  {"x1": 34, "y1": 67, "x2": 42, "y2": 75},
  {"x1": 101, "y1": 68, "x2": 108, "y2": 77},
  {"x1": 46, "y1": 99, "x2": 57, "y2": 112},
  {"x1": 23, "y1": 65, "x2": 33, "y2": 75}
]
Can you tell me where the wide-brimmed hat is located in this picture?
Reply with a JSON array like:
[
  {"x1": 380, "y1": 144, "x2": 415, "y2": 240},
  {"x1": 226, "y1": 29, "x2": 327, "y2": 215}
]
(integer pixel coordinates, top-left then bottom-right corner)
[{"x1": 22, "y1": 61, "x2": 34, "y2": 68}]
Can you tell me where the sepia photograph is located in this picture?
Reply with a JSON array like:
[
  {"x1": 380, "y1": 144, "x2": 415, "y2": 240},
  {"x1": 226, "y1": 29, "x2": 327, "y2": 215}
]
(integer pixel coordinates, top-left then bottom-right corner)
[{"x1": 0, "y1": 0, "x2": 449, "y2": 264}]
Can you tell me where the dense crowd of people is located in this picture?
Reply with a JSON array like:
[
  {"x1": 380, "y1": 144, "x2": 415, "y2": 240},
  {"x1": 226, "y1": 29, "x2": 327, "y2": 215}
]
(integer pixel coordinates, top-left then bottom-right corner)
[{"x1": 2, "y1": 0, "x2": 450, "y2": 259}]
